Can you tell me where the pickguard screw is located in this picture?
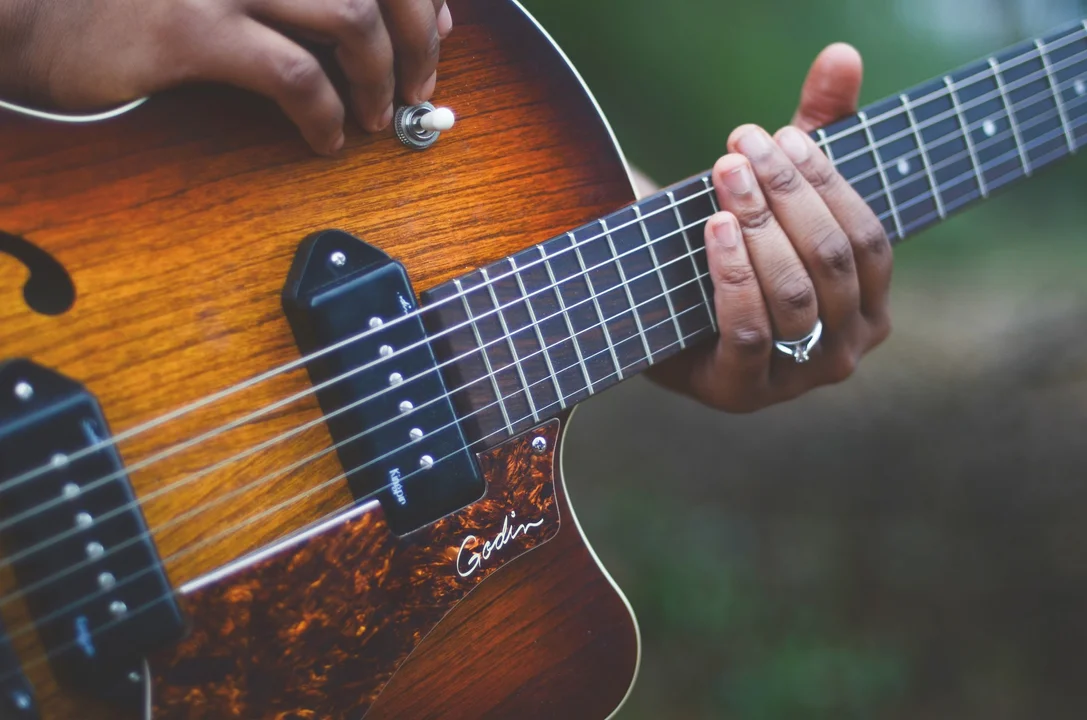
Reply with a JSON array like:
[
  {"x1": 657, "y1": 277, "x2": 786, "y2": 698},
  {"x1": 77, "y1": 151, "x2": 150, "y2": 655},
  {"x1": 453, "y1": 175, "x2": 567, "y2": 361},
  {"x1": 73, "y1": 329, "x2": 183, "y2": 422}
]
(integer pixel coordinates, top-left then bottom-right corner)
[
  {"x1": 13, "y1": 692, "x2": 31, "y2": 709},
  {"x1": 330, "y1": 251, "x2": 347, "y2": 267},
  {"x1": 14, "y1": 381, "x2": 33, "y2": 401},
  {"x1": 532, "y1": 436, "x2": 548, "y2": 454},
  {"x1": 127, "y1": 671, "x2": 141, "y2": 684}
]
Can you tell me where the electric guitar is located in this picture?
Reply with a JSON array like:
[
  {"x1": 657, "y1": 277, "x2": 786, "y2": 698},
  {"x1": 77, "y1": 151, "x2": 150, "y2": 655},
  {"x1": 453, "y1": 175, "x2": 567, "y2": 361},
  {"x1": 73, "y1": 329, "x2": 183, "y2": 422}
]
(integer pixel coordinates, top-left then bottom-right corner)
[{"x1": 1, "y1": 2, "x2": 1085, "y2": 717}]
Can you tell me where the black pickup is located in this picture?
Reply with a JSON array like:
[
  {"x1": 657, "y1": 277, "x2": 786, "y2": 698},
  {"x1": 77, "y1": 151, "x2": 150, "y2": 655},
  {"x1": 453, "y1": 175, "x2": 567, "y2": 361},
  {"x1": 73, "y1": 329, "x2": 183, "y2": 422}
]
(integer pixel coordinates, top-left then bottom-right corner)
[
  {"x1": 0, "y1": 360, "x2": 185, "y2": 708},
  {"x1": 283, "y1": 230, "x2": 483, "y2": 535}
]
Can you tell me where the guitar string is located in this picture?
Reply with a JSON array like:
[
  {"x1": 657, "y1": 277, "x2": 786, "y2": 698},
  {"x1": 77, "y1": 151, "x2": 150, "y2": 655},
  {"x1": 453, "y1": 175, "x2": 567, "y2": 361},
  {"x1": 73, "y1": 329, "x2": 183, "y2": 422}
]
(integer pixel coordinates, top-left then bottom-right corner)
[
  {"x1": 3, "y1": 27, "x2": 1085, "y2": 499},
  {"x1": 0, "y1": 59, "x2": 1081, "y2": 603},
  {"x1": 0, "y1": 295, "x2": 716, "y2": 679},
  {"x1": 0, "y1": 109, "x2": 1080, "y2": 651}
]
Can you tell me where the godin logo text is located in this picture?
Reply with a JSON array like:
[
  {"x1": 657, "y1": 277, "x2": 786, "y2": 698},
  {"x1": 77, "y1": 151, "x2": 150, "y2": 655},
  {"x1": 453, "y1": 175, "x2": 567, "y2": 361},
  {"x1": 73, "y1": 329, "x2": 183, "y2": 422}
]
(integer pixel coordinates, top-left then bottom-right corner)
[{"x1": 456, "y1": 510, "x2": 545, "y2": 578}]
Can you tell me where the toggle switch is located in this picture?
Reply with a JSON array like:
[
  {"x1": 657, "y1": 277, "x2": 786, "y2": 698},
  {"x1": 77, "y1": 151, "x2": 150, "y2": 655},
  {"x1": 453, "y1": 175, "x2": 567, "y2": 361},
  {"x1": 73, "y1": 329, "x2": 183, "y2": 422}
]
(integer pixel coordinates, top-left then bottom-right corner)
[{"x1": 395, "y1": 102, "x2": 455, "y2": 150}]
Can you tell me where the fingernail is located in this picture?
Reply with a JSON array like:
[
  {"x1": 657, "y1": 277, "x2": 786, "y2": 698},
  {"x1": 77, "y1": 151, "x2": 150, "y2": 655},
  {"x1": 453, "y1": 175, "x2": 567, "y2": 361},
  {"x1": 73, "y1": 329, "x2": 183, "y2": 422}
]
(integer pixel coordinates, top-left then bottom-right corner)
[
  {"x1": 777, "y1": 127, "x2": 811, "y2": 163},
  {"x1": 438, "y1": 4, "x2": 453, "y2": 38},
  {"x1": 712, "y1": 215, "x2": 740, "y2": 249},
  {"x1": 736, "y1": 128, "x2": 773, "y2": 158},
  {"x1": 375, "y1": 104, "x2": 393, "y2": 131},
  {"x1": 329, "y1": 132, "x2": 345, "y2": 155},
  {"x1": 420, "y1": 72, "x2": 437, "y2": 101},
  {"x1": 723, "y1": 164, "x2": 754, "y2": 196}
]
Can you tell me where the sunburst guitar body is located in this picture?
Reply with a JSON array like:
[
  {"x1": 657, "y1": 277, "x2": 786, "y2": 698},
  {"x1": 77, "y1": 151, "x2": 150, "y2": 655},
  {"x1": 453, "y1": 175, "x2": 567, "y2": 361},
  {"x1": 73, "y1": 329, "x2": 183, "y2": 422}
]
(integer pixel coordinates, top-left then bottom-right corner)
[
  {"x1": 0, "y1": 1, "x2": 641, "y2": 717},
  {"x1": 4, "y1": 0, "x2": 1087, "y2": 717}
]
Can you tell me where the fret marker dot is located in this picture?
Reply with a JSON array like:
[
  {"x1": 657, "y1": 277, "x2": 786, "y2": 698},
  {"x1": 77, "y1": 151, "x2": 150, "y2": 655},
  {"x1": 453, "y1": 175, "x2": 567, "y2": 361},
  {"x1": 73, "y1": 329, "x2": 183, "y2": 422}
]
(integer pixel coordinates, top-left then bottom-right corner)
[
  {"x1": 410, "y1": 428, "x2": 423, "y2": 442},
  {"x1": 86, "y1": 541, "x2": 104, "y2": 559},
  {"x1": 896, "y1": 158, "x2": 911, "y2": 176},
  {"x1": 389, "y1": 372, "x2": 403, "y2": 386},
  {"x1": 1076, "y1": 79, "x2": 1087, "y2": 97},
  {"x1": 982, "y1": 119, "x2": 997, "y2": 138},
  {"x1": 420, "y1": 455, "x2": 435, "y2": 470},
  {"x1": 399, "y1": 400, "x2": 414, "y2": 414},
  {"x1": 379, "y1": 344, "x2": 393, "y2": 358}
]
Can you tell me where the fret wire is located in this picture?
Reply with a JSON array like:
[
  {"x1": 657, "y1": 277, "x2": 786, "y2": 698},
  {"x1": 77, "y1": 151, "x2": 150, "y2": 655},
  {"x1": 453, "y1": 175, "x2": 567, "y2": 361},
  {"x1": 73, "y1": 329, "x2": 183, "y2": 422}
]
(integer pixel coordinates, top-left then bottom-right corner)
[
  {"x1": 539, "y1": 244, "x2": 594, "y2": 394},
  {"x1": 8, "y1": 28, "x2": 1087, "y2": 517},
  {"x1": 634, "y1": 205, "x2": 685, "y2": 349},
  {"x1": 675, "y1": 186, "x2": 717, "y2": 333},
  {"x1": 601, "y1": 219, "x2": 654, "y2": 363},
  {"x1": 509, "y1": 257, "x2": 565, "y2": 410},
  {"x1": 480, "y1": 268, "x2": 539, "y2": 423},
  {"x1": 901, "y1": 93, "x2": 947, "y2": 219},
  {"x1": 989, "y1": 56, "x2": 1033, "y2": 175},
  {"x1": 699, "y1": 179, "x2": 721, "y2": 332},
  {"x1": 454, "y1": 278, "x2": 514, "y2": 436},
  {"x1": 857, "y1": 110, "x2": 905, "y2": 238},
  {"x1": 571, "y1": 232, "x2": 624, "y2": 381},
  {"x1": 945, "y1": 75, "x2": 989, "y2": 198},
  {"x1": 828, "y1": 43, "x2": 1087, "y2": 188},
  {"x1": 818, "y1": 129, "x2": 835, "y2": 162},
  {"x1": 1036, "y1": 38, "x2": 1077, "y2": 154}
]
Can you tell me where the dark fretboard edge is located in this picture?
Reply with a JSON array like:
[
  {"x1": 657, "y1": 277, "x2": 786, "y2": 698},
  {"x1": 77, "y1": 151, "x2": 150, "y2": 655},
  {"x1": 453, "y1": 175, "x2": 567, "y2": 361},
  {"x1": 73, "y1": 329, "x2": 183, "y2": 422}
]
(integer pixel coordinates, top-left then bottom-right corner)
[{"x1": 422, "y1": 17, "x2": 1087, "y2": 449}]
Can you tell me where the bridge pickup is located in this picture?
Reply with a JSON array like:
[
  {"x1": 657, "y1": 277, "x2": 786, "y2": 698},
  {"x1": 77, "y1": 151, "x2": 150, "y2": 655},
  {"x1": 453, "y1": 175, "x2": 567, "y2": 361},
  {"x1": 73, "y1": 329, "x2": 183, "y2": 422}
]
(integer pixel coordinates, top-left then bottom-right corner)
[
  {"x1": 0, "y1": 614, "x2": 38, "y2": 719},
  {"x1": 0, "y1": 360, "x2": 185, "y2": 708},
  {"x1": 283, "y1": 230, "x2": 483, "y2": 535}
]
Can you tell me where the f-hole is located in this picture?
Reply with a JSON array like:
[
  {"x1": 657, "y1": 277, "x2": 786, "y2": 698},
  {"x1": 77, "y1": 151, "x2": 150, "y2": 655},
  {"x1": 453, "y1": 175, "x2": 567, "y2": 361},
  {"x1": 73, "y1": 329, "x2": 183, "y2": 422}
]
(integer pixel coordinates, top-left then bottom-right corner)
[{"x1": 0, "y1": 231, "x2": 75, "y2": 316}]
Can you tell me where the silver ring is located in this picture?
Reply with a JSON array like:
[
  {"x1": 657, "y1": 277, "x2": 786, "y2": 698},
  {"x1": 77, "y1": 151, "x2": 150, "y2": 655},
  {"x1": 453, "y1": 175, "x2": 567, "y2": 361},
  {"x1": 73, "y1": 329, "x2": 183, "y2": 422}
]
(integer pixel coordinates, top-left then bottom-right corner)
[{"x1": 774, "y1": 319, "x2": 823, "y2": 364}]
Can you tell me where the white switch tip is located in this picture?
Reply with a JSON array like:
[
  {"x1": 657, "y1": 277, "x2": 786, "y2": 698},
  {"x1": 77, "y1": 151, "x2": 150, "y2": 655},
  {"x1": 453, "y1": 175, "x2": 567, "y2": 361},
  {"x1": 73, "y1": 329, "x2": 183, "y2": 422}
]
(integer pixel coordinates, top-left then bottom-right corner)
[{"x1": 418, "y1": 107, "x2": 455, "y2": 132}]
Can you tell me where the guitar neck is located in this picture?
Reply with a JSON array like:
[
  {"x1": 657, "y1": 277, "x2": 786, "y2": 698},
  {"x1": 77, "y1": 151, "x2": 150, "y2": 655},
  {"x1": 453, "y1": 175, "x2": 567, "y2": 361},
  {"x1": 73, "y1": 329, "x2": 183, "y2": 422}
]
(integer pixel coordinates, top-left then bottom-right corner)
[{"x1": 422, "y1": 19, "x2": 1087, "y2": 447}]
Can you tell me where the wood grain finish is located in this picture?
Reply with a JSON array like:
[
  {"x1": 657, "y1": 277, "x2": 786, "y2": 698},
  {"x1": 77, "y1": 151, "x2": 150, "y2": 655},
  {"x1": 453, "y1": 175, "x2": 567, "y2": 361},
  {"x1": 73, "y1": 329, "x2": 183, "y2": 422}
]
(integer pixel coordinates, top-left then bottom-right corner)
[{"x1": 0, "y1": 0, "x2": 640, "y2": 717}]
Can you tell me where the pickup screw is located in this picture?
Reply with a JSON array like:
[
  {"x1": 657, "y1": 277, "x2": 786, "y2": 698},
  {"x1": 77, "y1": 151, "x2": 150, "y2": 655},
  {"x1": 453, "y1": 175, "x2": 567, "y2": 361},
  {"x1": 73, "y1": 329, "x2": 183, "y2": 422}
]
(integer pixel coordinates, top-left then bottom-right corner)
[
  {"x1": 62, "y1": 483, "x2": 80, "y2": 499},
  {"x1": 86, "y1": 541, "x2": 104, "y2": 559},
  {"x1": 98, "y1": 572, "x2": 116, "y2": 590},
  {"x1": 75, "y1": 512, "x2": 93, "y2": 529},
  {"x1": 399, "y1": 400, "x2": 414, "y2": 414},
  {"x1": 369, "y1": 317, "x2": 384, "y2": 329},
  {"x1": 409, "y1": 428, "x2": 423, "y2": 441},
  {"x1": 13, "y1": 381, "x2": 33, "y2": 401},
  {"x1": 51, "y1": 453, "x2": 69, "y2": 468},
  {"x1": 419, "y1": 455, "x2": 435, "y2": 469},
  {"x1": 109, "y1": 600, "x2": 128, "y2": 618},
  {"x1": 330, "y1": 251, "x2": 347, "y2": 267},
  {"x1": 532, "y1": 436, "x2": 548, "y2": 454},
  {"x1": 389, "y1": 372, "x2": 403, "y2": 386},
  {"x1": 379, "y1": 344, "x2": 393, "y2": 358}
]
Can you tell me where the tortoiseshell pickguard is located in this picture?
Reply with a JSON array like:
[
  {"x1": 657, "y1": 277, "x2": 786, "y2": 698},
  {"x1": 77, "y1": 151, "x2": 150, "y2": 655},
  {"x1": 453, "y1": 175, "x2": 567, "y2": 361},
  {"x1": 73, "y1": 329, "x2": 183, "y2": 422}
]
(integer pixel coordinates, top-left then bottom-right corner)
[{"x1": 150, "y1": 421, "x2": 561, "y2": 719}]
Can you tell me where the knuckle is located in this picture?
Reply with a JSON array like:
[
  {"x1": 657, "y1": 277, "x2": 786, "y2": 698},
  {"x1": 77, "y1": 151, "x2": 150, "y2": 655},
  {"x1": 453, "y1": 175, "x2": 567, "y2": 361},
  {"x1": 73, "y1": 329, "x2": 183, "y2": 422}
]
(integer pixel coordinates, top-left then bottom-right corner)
[
  {"x1": 855, "y1": 220, "x2": 891, "y2": 258},
  {"x1": 826, "y1": 351, "x2": 858, "y2": 384},
  {"x1": 775, "y1": 273, "x2": 817, "y2": 314},
  {"x1": 728, "y1": 325, "x2": 772, "y2": 358},
  {"x1": 715, "y1": 263, "x2": 758, "y2": 289},
  {"x1": 765, "y1": 163, "x2": 804, "y2": 196},
  {"x1": 336, "y1": 0, "x2": 383, "y2": 35},
  {"x1": 739, "y1": 204, "x2": 776, "y2": 232},
  {"x1": 869, "y1": 316, "x2": 893, "y2": 346},
  {"x1": 276, "y1": 53, "x2": 323, "y2": 97},
  {"x1": 806, "y1": 162, "x2": 841, "y2": 192},
  {"x1": 811, "y1": 227, "x2": 855, "y2": 276}
]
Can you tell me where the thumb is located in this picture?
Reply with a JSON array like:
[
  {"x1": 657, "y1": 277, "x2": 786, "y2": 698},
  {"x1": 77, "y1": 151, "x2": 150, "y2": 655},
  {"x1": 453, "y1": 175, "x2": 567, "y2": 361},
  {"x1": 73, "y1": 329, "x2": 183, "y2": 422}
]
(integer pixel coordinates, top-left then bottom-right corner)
[{"x1": 792, "y1": 43, "x2": 864, "y2": 132}]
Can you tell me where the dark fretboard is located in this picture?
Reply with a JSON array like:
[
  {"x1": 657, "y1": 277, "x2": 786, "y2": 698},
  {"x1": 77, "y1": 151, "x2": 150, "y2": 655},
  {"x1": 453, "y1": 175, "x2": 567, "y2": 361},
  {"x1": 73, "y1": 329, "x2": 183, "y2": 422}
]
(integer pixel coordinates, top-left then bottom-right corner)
[{"x1": 422, "y1": 18, "x2": 1087, "y2": 448}]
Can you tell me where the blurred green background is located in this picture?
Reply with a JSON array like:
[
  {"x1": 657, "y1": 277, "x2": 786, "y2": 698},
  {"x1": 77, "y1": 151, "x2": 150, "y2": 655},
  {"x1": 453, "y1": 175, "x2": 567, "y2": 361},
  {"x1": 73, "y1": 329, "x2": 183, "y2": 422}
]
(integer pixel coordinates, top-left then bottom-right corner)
[{"x1": 517, "y1": 0, "x2": 1087, "y2": 718}]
